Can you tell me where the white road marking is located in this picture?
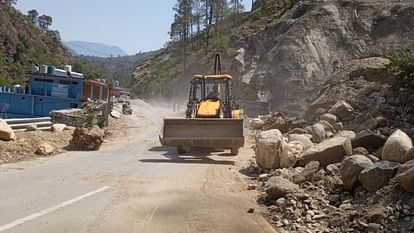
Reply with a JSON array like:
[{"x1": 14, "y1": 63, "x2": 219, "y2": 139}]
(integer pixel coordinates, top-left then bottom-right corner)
[{"x1": 0, "y1": 186, "x2": 111, "y2": 232}]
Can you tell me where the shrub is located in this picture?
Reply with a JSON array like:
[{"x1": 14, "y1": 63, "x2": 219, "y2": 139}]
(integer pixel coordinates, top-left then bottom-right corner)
[{"x1": 387, "y1": 53, "x2": 414, "y2": 91}]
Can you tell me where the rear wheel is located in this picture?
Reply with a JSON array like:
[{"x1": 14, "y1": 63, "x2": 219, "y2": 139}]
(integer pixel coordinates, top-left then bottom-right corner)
[
  {"x1": 231, "y1": 148, "x2": 239, "y2": 155},
  {"x1": 177, "y1": 146, "x2": 186, "y2": 154}
]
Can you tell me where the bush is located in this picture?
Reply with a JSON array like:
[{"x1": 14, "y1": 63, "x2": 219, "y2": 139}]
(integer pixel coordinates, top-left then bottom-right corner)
[{"x1": 387, "y1": 53, "x2": 414, "y2": 91}]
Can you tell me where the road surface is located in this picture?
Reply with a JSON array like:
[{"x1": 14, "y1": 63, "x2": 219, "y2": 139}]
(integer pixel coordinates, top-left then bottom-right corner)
[{"x1": 0, "y1": 102, "x2": 276, "y2": 233}]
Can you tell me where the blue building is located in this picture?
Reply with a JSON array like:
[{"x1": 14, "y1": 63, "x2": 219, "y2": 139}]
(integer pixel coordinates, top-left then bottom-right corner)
[{"x1": 0, "y1": 65, "x2": 85, "y2": 118}]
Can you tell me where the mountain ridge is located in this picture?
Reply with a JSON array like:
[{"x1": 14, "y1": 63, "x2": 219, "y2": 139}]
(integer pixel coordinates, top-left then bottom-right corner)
[{"x1": 64, "y1": 40, "x2": 127, "y2": 57}]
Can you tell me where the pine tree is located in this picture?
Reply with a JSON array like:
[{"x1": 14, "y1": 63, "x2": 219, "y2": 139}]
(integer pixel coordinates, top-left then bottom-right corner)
[{"x1": 27, "y1": 9, "x2": 39, "y2": 26}]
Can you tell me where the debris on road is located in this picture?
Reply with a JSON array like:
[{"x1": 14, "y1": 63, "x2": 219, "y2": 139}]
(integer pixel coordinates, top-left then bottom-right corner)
[
  {"x1": 36, "y1": 142, "x2": 56, "y2": 156},
  {"x1": 70, "y1": 126, "x2": 105, "y2": 151}
]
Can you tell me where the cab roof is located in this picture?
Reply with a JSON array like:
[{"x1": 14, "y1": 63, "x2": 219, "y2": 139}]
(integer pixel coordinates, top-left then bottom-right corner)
[{"x1": 192, "y1": 74, "x2": 233, "y2": 80}]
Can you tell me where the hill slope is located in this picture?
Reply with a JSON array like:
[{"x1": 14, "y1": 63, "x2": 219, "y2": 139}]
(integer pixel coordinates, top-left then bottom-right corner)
[
  {"x1": 0, "y1": 3, "x2": 73, "y2": 84},
  {"x1": 77, "y1": 50, "x2": 159, "y2": 87},
  {"x1": 130, "y1": 0, "x2": 414, "y2": 116}
]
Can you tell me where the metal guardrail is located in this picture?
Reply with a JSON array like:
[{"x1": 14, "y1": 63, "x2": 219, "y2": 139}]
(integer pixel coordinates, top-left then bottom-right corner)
[{"x1": 5, "y1": 117, "x2": 53, "y2": 131}]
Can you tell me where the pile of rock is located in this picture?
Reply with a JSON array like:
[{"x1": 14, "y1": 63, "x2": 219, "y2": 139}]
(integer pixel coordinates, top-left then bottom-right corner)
[
  {"x1": 69, "y1": 126, "x2": 105, "y2": 150},
  {"x1": 50, "y1": 109, "x2": 87, "y2": 128},
  {"x1": 250, "y1": 100, "x2": 414, "y2": 232}
]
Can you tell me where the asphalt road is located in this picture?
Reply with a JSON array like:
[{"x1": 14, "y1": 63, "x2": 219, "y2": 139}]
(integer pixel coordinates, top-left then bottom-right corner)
[{"x1": 0, "y1": 109, "x2": 276, "y2": 233}]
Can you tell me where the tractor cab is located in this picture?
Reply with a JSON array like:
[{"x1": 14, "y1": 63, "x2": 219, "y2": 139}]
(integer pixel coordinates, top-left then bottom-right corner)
[{"x1": 187, "y1": 75, "x2": 235, "y2": 118}]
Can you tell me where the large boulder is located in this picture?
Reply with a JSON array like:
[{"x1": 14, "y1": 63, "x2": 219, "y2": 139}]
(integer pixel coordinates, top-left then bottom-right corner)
[
  {"x1": 398, "y1": 159, "x2": 414, "y2": 174},
  {"x1": 280, "y1": 141, "x2": 304, "y2": 168},
  {"x1": 36, "y1": 143, "x2": 55, "y2": 155},
  {"x1": 255, "y1": 129, "x2": 284, "y2": 169},
  {"x1": 293, "y1": 161, "x2": 320, "y2": 184},
  {"x1": 288, "y1": 128, "x2": 309, "y2": 135},
  {"x1": 328, "y1": 100, "x2": 354, "y2": 119},
  {"x1": 404, "y1": 148, "x2": 414, "y2": 163},
  {"x1": 311, "y1": 123, "x2": 326, "y2": 143},
  {"x1": 358, "y1": 161, "x2": 400, "y2": 192},
  {"x1": 297, "y1": 137, "x2": 352, "y2": 167},
  {"x1": 288, "y1": 134, "x2": 313, "y2": 150},
  {"x1": 264, "y1": 176, "x2": 299, "y2": 199},
  {"x1": 382, "y1": 130, "x2": 413, "y2": 163},
  {"x1": 318, "y1": 120, "x2": 336, "y2": 134},
  {"x1": 395, "y1": 167, "x2": 414, "y2": 193},
  {"x1": 70, "y1": 126, "x2": 105, "y2": 150},
  {"x1": 351, "y1": 129, "x2": 386, "y2": 150},
  {"x1": 320, "y1": 113, "x2": 338, "y2": 125},
  {"x1": 52, "y1": 123, "x2": 67, "y2": 132},
  {"x1": 340, "y1": 155, "x2": 373, "y2": 191},
  {"x1": 250, "y1": 118, "x2": 265, "y2": 130},
  {"x1": 335, "y1": 130, "x2": 356, "y2": 140},
  {"x1": 0, "y1": 119, "x2": 16, "y2": 141},
  {"x1": 262, "y1": 113, "x2": 289, "y2": 133}
]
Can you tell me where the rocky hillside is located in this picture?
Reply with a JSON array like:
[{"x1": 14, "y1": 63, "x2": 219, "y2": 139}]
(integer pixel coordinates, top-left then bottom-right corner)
[
  {"x1": 0, "y1": 3, "x2": 73, "y2": 84},
  {"x1": 247, "y1": 55, "x2": 414, "y2": 232},
  {"x1": 130, "y1": 0, "x2": 414, "y2": 116}
]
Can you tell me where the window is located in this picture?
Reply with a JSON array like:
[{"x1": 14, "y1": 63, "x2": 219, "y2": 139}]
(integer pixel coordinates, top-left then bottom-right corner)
[{"x1": 60, "y1": 80, "x2": 71, "y2": 85}]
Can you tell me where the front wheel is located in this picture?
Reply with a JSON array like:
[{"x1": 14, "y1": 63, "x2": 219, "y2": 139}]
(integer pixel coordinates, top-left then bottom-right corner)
[
  {"x1": 177, "y1": 146, "x2": 186, "y2": 154},
  {"x1": 231, "y1": 148, "x2": 239, "y2": 155}
]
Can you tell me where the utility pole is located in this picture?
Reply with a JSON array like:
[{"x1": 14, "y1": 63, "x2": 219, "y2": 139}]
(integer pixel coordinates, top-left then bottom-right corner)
[
  {"x1": 104, "y1": 56, "x2": 114, "y2": 127},
  {"x1": 104, "y1": 83, "x2": 113, "y2": 127}
]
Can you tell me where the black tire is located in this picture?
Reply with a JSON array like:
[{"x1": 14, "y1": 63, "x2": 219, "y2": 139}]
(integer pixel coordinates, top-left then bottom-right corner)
[
  {"x1": 177, "y1": 146, "x2": 186, "y2": 154},
  {"x1": 231, "y1": 148, "x2": 239, "y2": 155}
]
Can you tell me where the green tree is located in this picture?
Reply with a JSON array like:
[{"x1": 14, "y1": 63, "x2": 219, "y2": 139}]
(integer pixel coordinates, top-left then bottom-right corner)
[
  {"x1": 38, "y1": 14, "x2": 52, "y2": 32},
  {"x1": 171, "y1": 0, "x2": 194, "y2": 70},
  {"x1": 1, "y1": 0, "x2": 17, "y2": 6},
  {"x1": 27, "y1": 9, "x2": 39, "y2": 25}
]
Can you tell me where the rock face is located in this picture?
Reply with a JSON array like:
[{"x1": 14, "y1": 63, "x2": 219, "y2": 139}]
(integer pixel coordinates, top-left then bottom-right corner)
[
  {"x1": 280, "y1": 141, "x2": 304, "y2": 168},
  {"x1": 255, "y1": 129, "x2": 284, "y2": 169},
  {"x1": 340, "y1": 155, "x2": 373, "y2": 191},
  {"x1": 36, "y1": 143, "x2": 55, "y2": 155},
  {"x1": 250, "y1": 118, "x2": 265, "y2": 130},
  {"x1": 70, "y1": 126, "x2": 105, "y2": 150},
  {"x1": 0, "y1": 119, "x2": 16, "y2": 141},
  {"x1": 297, "y1": 137, "x2": 352, "y2": 167},
  {"x1": 358, "y1": 161, "x2": 400, "y2": 192},
  {"x1": 328, "y1": 101, "x2": 354, "y2": 119},
  {"x1": 288, "y1": 134, "x2": 313, "y2": 150},
  {"x1": 264, "y1": 176, "x2": 299, "y2": 199},
  {"x1": 382, "y1": 130, "x2": 413, "y2": 163}
]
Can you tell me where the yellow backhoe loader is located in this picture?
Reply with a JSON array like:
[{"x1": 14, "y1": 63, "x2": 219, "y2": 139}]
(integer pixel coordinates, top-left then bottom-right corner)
[{"x1": 159, "y1": 54, "x2": 244, "y2": 155}]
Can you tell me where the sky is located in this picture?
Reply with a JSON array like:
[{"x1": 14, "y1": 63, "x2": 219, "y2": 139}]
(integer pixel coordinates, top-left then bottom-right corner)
[{"x1": 16, "y1": 0, "x2": 251, "y2": 55}]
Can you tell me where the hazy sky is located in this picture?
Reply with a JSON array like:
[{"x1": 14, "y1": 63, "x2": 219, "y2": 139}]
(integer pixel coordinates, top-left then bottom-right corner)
[{"x1": 16, "y1": 0, "x2": 251, "y2": 55}]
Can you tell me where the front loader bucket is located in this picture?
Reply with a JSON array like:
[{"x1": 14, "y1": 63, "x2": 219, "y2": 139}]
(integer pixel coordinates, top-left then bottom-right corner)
[{"x1": 160, "y1": 118, "x2": 244, "y2": 150}]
